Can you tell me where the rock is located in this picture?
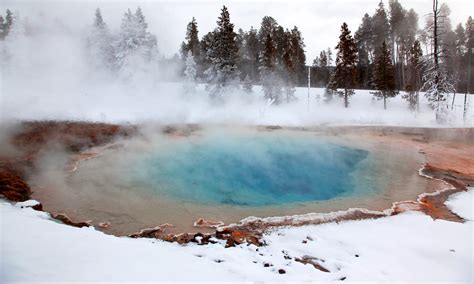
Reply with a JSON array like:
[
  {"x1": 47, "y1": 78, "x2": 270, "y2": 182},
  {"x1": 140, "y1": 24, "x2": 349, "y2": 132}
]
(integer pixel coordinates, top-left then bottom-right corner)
[
  {"x1": 98, "y1": 222, "x2": 111, "y2": 229},
  {"x1": 193, "y1": 218, "x2": 224, "y2": 228},
  {"x1": 216, "y1": 228, "x2": 262, "y2": 247},
  {"x1": 278, "y1": 269, "x2": 286, "y2": 274},
  {"x1": 53, "y1": 213, "x2": 91, "y2": 228},
  {"x1": 0, "y1": 169, "x2": 31, "y2": 202},
  {"x1": 32, "y1": 203, "x2": 43, "y2": 211},
  {"x1": 175, "y1": 233, "x2": 193, "y2": 244},
  {"x1": 15, "y1": 200, "x2": 43, "y2": 211},
  {"x1": 295, "y1": 255, "x2": 330, "y2": 273},
  {"x1": 225, "y1": 238, "x2": 236, "y2": 248},
  {"x1": 129, "y1": 223, "x2": 174, "y2": 239}
]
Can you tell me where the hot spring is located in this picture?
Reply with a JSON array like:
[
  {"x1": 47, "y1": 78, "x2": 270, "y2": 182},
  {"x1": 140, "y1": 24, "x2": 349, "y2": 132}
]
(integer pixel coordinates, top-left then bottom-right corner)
[
  {"x1": 134, "y1": 134, "x2": 370, "y2": 206},
  {"x1": 30, "y1": 126, "x2": 439, "y2": 235}
]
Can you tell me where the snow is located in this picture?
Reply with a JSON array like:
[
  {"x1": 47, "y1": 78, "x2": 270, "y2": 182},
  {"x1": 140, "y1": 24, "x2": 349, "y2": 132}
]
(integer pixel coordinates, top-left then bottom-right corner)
[
  {"x1": 2, "y1": 80, "x2": 473, "y2": 127},
  {"x1": 1, "y1": 189, "x2": 472, "y2": 282},
  {"x1": 446, "y1": 189, "x2": 474, "y2": 221},
  {"x1": 14, "y1": 200, "x2": 40, "y2": 208}
]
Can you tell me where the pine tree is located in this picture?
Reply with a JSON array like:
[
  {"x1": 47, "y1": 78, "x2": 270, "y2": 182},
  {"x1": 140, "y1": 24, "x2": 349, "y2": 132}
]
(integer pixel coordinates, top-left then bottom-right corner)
[
  {"x1": 87, "y1": 8, "x2": 114, "y2": 70},
  {"x1": 372, "y1": 1, "x2": 390, "y2": 57},
  {"x1": 0, "y1": 9, "x2": 13, "y2": 40},
  {"x1": 4, "y1": 9, "x2": 13, "y2": 36},
  {"x1": 388, "y1": 0, "x2": 412, "y2": 90},
  {"x1": 466, "y1": 16, "x2": 473, "y2": 94},
  {"x1": 205, "y1": 6, "x2": 240, "y2": 100},
  {"x1": 4, "y1": 11, "x2": 24, "y2": 40},
  {"x1": 422, "y1": 0, "x2": 455, "y2": 122},
  {"x1": 184, "y1": 50, "x2": 197, "y2": 93},
  {"x1": 114, "y1": 7, "x2": 158, "y2": 71},
  {"x1": 451, "y1": 23, "x2": 466, "y2": 94},
  {"x1": 388, "y1": 0, "x2": 406, "y2": 62},
  {"x1": 326, "y1": 47, "x2": 333, "y2": 66},
  {"x1": 311, "y1": 49, "x2": 331, "y2": 87},
  {"x1": 355, "y1": 13, "x2": 373, "y2": 88},
  {"x1": 0, "y1": 15, "x2": 5, "y2": 40},
  {"x1": 281, "y1": 29, "x2": 296, "y2": 102},
  {"x1": 373, "y1": 41, "x2": 397, "y2": 109},
  {"x1": 243, "y1": 27, "x2": 259, "y2": 81},
  {"x1": 329, "y1": 22, "x2": 358, "y2": 108},
  {"x1": 259, "y1": 34, "x2": 282, "y2": 104},
  {"x1": 404, "y1": 40, "x2": 423, "y2": 110},
  {"x1": 258, "y1": 16, "x2": 278, "y2": 45},
  {"x1": 93, "y1": 7, "x2": 106, "y2": 29},
  {"x1": 289, "y1": 26, "x2": 306, "y2": 85},
  {"x1": 181, "y1": 17, "x2": 200, "y2": 59},
  {"x1": 200, "y1": 30, "x2": 216, "y2": 77},
  {"x1": 463, "y1": 16, "x2": 473, "y2": 120}
]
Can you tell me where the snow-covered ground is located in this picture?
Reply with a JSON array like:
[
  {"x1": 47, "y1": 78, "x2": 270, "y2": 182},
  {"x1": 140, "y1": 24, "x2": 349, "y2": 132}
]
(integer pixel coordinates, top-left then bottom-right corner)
[
  {"x1": 2, "y1": 80, "x2": 473, "y2": 127},
  {"x1": 1, "y1": 189, "x2": 472, "y2": 282}
]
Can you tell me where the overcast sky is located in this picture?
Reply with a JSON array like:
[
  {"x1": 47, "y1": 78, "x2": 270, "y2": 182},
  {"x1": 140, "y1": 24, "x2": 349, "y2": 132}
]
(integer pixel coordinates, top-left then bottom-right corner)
[{"x1": 1, "y1": 0, "x2": 472, "y2": 61}]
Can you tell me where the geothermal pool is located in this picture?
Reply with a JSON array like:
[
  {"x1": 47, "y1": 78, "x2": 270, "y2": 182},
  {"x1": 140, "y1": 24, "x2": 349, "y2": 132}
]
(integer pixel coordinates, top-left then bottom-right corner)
[
  {"x1": 135, "y1": 134, "x2": 370, "y2": 206},
  {"x1": 30, "y1": 126, "x2": 441, "y2": 235}
]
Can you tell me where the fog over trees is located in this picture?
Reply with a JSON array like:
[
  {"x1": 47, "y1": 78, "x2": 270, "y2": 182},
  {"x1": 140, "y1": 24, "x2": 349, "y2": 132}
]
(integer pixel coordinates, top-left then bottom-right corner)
[{"x1": 0, "y1": 1, "x2": 472, "y2": 122}]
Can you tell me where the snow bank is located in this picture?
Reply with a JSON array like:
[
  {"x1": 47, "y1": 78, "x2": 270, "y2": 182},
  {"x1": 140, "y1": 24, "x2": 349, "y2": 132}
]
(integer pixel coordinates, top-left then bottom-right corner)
[
  {"x1": 445, "y1": 188, "x2": 474, "y2": 221},
  {"x1": 1, "y1": 189, "x2": 472, "y2": 282}
]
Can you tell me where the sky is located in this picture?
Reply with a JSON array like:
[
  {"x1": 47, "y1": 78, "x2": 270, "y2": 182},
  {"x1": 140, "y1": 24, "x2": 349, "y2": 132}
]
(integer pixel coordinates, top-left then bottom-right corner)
[{"x1": 1, "y1": 0, "x2": 472, "y2": 61}]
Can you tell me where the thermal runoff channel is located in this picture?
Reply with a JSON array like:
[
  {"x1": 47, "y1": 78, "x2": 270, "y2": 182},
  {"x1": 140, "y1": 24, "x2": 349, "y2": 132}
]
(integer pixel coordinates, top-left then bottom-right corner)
[{"x1": 134, "y1": 131, "x2": 372, "y2": 206}]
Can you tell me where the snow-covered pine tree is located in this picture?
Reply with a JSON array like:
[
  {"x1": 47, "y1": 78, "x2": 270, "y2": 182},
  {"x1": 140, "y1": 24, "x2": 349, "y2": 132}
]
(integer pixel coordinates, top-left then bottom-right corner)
[
  {"x1": 200, "y1": 30, "x2": 216, "y2": 77},
  {"x1": 464, "y1": 16, "x2": 473, "y2": 120},
  {"x1": 281, "y1": 29, "x2": 296, "y2": 102},
  {"x1": 289, "y1": 26, "x2": 306, "y2": 85},
  {"x1": 404, "y1": 40, "x2": 423, "y2": 110},
  {"x1": 86, "y1": 8, "x2": 114, "y2": 70},
  {"x1": 372, "y1": 1, "x2": 390, "y2": 57},
  {"x1": 184, "y1": 50, "x2": 197, "y2": 93},
  {"x1": 259, "y1": 34, "x2": 282, "y2": 104},
  {"x1": 0, "y1": 16, "x2": 5, "y2": 40},
  {"x1": 422, "y1": 0, "x2": 455, "y2": 123},
  {"x1": 373, "y1": 41, "x2": 397, "y2": 109},
  {"x1": 181, "y1": 17, "x2": 200, "y2": 59},
  {"x1": 243, "y1": 27, "x2": 259, "y2": 82},
  {"x1": 355, "y1": 13, "x2": 373, "y2": 89},
  {"x1": 0, "y1": 9, "x2": 15, "y2": 40},
  {"x1": 242, "y1": 74, "x2": 253, "y2": 94},
  {"x1": 258, "y1": 16, "x2": 278, "y2": 45},
  {"x1": 1, "y1": 10, "x2": 13, "y2": 39},
  {"x1": 114, "y1": 7, "x2": 158, "y2": 72},
  {"x1": 330, "y1": 22, "x2": 358, "y2": 108},
  {"x1": 4, "y1": 11, "x2": 24, "y2": 40},
  {"x1": 205, "y1": 6, "x2": 240, "y2": 100}
]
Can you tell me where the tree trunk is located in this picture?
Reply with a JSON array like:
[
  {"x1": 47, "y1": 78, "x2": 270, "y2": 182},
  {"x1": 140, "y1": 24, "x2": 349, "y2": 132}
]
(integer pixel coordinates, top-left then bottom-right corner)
[
  {"x1": 344, "y1": 88, "x2": 349, "y2": 108},
  {"x1": 384, "y1": 95, "x2": 387, "y2": 110},
  {"x1": 451, "y1": 92, "x2": 456, "y2": 110},
  {"x1": 464, "y1": 93, "x2": 468, "y2": 121},
  {"x1": 466, "y1": 48, "x2": 471, "y2": 121}
]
